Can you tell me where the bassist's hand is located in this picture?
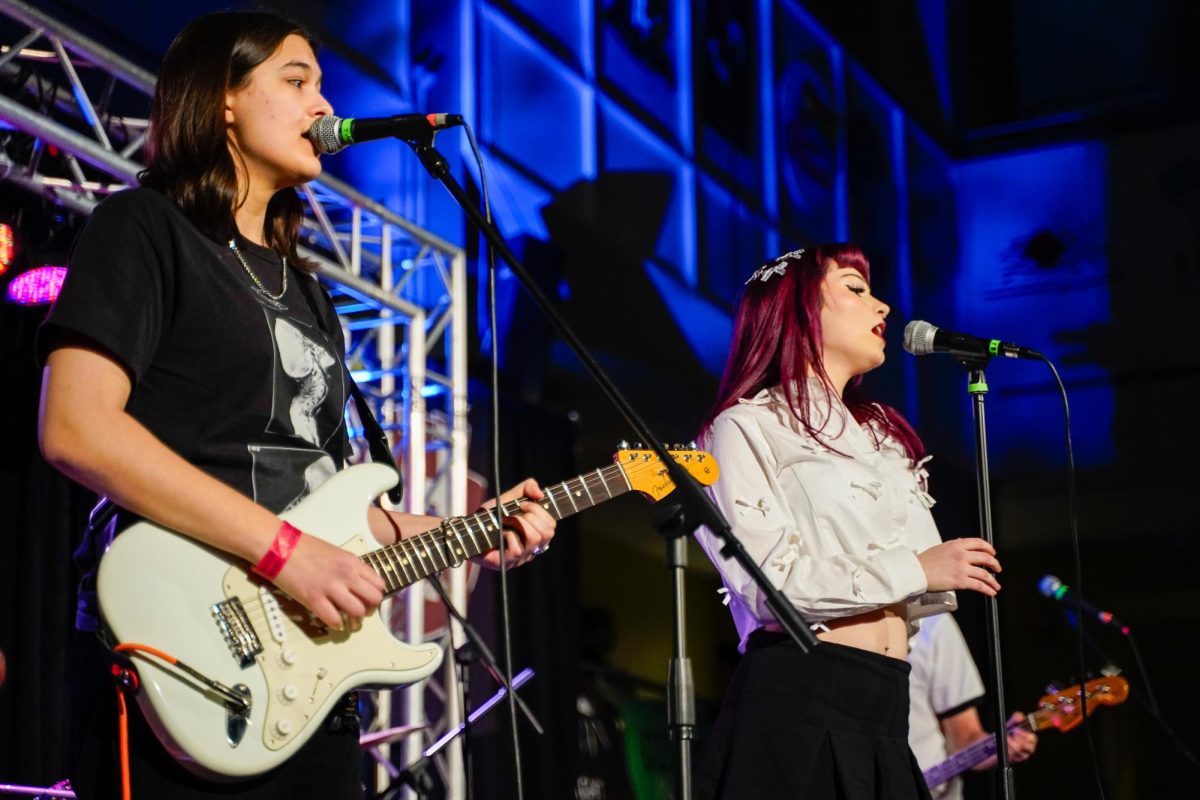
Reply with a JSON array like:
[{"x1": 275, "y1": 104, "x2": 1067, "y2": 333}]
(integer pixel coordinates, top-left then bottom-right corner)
[
  {"x1": 476, "y1": 478, "x2": 557, "y2": 570},
  {"x1": 273, "y1": 534, "x2": 386, "y2": 630},
  {"x1": 1005, "y1": 712, "x2": 1038, "y2": 763}
]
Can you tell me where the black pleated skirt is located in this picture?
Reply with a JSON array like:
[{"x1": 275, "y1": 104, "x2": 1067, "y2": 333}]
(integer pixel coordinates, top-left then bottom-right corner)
[{"x1": 695, "y1": 631, "x2": 932, "y2": 800}]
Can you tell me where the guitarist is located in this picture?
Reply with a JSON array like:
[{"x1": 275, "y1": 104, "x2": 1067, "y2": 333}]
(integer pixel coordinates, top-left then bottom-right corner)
[
  {"x1": 907, "y1": 613, "x2": 1038, "y2": 799},
  {"x1": 36, "y1": 10, "x2": 555, "y2": 800}
]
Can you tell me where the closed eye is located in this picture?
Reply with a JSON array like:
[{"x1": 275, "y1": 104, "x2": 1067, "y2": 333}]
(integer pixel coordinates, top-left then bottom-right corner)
[{"x1": 846, "y1": 285, "x2": 866, "y2": 296}]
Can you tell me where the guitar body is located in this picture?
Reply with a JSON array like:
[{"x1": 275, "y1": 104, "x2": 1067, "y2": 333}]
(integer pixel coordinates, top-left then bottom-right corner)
[{"x1": 97, "y1": 463, "x2": 443, "y2": 779}]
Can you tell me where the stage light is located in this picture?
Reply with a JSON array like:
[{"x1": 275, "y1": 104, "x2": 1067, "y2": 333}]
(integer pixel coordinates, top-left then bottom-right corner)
[
  {"x1": 0, "y1": 223, "x2": 13, "y2": 274},
  {"x1": 6, "y1": 265, "x2": 67, "y2": 305}
]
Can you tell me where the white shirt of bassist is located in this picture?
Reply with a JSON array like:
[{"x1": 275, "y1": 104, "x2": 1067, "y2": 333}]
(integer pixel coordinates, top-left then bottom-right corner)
[{"x1": 695, "y1": 380, "x2": 955, "y2": 653}]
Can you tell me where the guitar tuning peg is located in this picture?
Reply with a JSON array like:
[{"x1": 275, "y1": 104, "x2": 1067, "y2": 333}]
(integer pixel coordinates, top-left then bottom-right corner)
[
  {"x1": 633, "y1": 441, "x2": 643, "y2": 449},
  {"x1": 688, "y1": 440, "x2": 697, "y2": 449},
  {"x1": 1044, "y1": 682, "x2": 1062, "y2": 695},
  {"x1": 617, "y1": 440, "x2": 630, "y2": 449},
  {"x1": 671, "y1": 442, "x2": 683, "y2": 450}
]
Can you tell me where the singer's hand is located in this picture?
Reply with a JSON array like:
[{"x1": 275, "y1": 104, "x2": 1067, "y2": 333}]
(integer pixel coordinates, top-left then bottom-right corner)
[{"x1": 918, "y1": 537, "x2": 1002, "y2": 596}]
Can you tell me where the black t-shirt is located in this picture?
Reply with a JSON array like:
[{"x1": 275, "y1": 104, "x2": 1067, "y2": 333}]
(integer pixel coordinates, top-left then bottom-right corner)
[{"x1": 40, "y1": 187, "x2": 350, "y2": 630}]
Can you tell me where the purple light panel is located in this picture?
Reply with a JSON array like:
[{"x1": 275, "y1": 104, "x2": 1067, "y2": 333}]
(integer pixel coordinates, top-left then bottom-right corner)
[{"x1": 7, "y1": 265, "x2": 67, "y2": 305}]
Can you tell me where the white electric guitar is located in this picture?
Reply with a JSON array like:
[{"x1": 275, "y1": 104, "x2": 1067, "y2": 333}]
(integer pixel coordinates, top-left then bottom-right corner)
[{"x1": 97, "y1": 448, "x2": 718, "y2": 779}]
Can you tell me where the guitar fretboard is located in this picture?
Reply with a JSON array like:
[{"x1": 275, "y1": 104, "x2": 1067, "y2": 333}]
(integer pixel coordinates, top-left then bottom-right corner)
[
  {"x1": 922, "y1": 719, "x2": 1024, "y2": 788},
  {"x1": 361, "y1": 462, "x2": 634, "y2": 595}
]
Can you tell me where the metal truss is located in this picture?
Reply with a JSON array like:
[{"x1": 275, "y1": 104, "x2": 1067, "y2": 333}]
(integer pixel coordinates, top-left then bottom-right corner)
[{"x1": 0, "y1": 1, "x2": 470, "y2": 795}]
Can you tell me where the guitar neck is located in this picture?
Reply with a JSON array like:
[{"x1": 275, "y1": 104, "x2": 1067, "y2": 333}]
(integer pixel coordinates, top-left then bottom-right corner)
[
  {"x1": 923, "y1": 719, "x2": 1028, "y2": 789},
  {"x1": 362, "y1": 463, "x2": 633, "y2": 595}
]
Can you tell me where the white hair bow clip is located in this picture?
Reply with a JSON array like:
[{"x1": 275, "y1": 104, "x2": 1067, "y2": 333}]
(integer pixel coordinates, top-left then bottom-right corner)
[{"x1": 745, "y1": 248, "x2": 805, "y2": 284}]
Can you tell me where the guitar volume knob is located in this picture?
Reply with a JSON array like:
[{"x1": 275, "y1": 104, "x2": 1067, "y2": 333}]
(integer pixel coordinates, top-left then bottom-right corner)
[{"x1": 274, "y1": 718, "x2": 293, "y2": 737}]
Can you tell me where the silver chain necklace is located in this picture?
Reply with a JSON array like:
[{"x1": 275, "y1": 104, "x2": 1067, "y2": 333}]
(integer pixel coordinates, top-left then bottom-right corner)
[{"x1": 228, "y1": 238, "x2": 288, "y2": 300}]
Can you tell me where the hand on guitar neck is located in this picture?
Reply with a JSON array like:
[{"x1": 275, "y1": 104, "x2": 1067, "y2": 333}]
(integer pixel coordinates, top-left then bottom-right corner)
[{"x1": 943, "y1": 710, "x2": 1037, "y2": 773}]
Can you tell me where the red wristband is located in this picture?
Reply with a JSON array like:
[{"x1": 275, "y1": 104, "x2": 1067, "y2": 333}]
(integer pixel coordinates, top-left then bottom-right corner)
[{"x1": 252, "y1": 521, "x2": 303, "y2": 579}]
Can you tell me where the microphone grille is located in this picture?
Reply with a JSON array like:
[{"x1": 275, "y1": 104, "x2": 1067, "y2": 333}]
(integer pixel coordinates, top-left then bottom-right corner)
[
  {"x1": 1038, "y1": 575, "x2": 1063, "y2": 597},
  {"x1": 903, "y1": 320, "x2": 938, "y2": 355},
  {"x1": 306, "y1": 115, "x2": 345, "y2": 155}
]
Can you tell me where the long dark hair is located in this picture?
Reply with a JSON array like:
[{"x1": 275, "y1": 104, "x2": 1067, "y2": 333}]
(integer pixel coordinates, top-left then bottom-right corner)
[
  {"x1": 699, "y1": 243, "x2": 924, "y2": 461},
  {"x1": 140, "y1": 10, "x2": 318, "y2": 271}
]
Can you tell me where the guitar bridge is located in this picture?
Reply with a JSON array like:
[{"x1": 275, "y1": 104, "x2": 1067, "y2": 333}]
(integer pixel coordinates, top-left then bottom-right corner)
[{"x1": 212, "y1": 598, "x2": 263, "y2": 668}]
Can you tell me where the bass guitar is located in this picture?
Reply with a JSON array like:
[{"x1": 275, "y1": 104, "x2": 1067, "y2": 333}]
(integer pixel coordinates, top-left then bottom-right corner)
[
  {"x1": 97, "y1": 447, "x2": 718, "y2": 778},
  {"x1": 923, "y1": 675, "x2": 1130, "y2": 791}
]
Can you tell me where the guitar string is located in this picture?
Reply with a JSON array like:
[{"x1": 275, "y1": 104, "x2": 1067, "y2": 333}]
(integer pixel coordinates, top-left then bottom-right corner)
[
  {"x1": 228, "y1": 456, "x2": 707, "y2": 617},
  {"x1": 226, "y1": 467, "x2": 635, "y2": 621},
  {"x1": 362, "y1": 458, "x2": 683, "y2": 570}
]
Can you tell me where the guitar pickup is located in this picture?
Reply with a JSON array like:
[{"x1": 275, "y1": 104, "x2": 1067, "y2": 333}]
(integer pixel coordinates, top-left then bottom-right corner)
[{"x1": 212, "y1": 597, "x2": 263, "y2": 668}]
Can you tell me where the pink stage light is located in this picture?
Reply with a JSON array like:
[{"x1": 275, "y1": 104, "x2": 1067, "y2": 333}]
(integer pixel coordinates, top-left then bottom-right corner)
[{"x1": 7, "y1": 265, "x2": 67, "y2": 305}]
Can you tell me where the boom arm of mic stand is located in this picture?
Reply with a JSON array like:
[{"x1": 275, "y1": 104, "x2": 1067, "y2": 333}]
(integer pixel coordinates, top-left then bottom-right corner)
[{"x1": 404, "y1": 137, "x2": 818, "y2": 654}]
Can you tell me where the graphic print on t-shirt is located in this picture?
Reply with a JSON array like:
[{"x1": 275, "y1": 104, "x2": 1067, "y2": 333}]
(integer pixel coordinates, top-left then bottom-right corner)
[
  {"x1": 263, "y1": 308, "x2": 344, "y2": 449},
  {"x1": 248, "y1": 445, "x2": 338, "y2": 512},
  {"x1": 249, "y1": 301, "x2": 346, "y2": 511}
]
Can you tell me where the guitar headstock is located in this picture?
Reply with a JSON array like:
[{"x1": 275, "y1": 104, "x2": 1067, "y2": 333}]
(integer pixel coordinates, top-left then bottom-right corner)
[
  {"x1": 1029, "y1": 676, "x2": 1130, "y2": 733},
  {"x1": 614, "y1": 447, "x2": 720, "y2": 502}
]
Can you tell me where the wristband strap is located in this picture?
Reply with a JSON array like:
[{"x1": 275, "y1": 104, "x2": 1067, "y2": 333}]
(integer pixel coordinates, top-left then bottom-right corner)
[{"x1": 252, "y1": 521, "x2": 303, "y2": 579}]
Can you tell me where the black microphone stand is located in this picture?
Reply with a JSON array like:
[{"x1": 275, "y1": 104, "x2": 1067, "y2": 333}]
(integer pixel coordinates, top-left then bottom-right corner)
[
  {"x1": 402, "y1": 132, "x2": 820, "y2": 800},
  {"x1": 425, "y1": 576, "x2": 544, "y2": 735},
  {"x1": 959, "y1": 357, "x2": 1014, "y2": 800},
  {"x1": 423, "y1": 576, "x2": 544, "y2": 800}
]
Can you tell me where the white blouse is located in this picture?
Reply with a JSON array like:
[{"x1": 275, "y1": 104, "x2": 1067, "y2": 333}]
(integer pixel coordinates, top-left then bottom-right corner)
[{"x1": 696, "y1": 383, "x2": 955, "y2": 652}]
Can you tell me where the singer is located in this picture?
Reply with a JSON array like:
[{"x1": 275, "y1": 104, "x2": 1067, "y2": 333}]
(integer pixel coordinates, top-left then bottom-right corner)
[
  {"x1": 693, "y1": 244, "x2": 1005, "y2": 800},
  {"x1": 36, "y1": 10, "x2": 555, "y2": 799}
]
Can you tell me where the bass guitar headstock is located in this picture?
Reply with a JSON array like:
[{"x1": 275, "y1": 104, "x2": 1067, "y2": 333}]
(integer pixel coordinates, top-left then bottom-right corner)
[{"x1": 1029, "y1": 675, "x2": 1130, "y2": 733}]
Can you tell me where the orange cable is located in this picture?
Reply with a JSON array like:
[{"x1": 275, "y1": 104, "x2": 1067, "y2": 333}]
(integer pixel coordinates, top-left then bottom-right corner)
[
  {"x1": 113, "y1": 676, "x2": 132, "y2": 800},
  {"x1": 110, "y1": 641, "x2": 182, "y2": 800},
  {"x1": 113, "y1": 642, "x2": 178, "y2": 664}
]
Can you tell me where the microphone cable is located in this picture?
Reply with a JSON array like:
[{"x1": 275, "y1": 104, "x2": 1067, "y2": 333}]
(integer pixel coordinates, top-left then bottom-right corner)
[
  {"x1": 462, "y1": 119, "x2": 527, "y2": 800},
  {"x1": 1037, "y1": 355, "x2": 1106, "y2": 799}
]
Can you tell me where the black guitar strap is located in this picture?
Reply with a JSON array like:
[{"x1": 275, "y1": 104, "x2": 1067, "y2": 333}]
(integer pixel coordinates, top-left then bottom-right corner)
[{"x1": 298, "y1": 273, "x2": 405, "y2": 506}]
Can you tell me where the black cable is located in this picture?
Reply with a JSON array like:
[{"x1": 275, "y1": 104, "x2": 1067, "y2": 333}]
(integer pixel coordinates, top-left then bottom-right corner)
[
  {"x1": 1124, "y1": 631, "x2": 1160, "y2": 716},
  {"x1": 462, "y1": 121, "x2": 525, "y2": 800},
  {"x1": 1038, "y1": 355, "x2": 1107, "y2": 799}
]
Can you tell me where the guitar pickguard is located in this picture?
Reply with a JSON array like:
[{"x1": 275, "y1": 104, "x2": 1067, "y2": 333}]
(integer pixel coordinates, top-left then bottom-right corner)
[{"x1": 221, "y1": 535, "x2": 441, "y2": 753}]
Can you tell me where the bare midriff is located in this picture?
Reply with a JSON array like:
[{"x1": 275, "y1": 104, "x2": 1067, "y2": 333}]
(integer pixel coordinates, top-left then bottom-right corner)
[{"x1": 766, "y1": 604, "x2": 909, "y2": 659}]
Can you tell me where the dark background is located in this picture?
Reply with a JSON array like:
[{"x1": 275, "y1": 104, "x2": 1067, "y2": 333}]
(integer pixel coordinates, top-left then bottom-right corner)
[{"x1": 2, "y1": 1, "x2": 1198, "y2": 798}]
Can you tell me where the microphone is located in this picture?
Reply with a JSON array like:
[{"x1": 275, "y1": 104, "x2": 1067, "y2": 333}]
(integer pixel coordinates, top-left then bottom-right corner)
[
  {"x1": 306, "y1": 113, "x2": 464, "y2": 154},
  {"x1": 903, "y1": 320, "x2": 1042, "y2": 361},
  {"x1": 1039, "y1": 575, "x2": 1130, "y2": 635}
]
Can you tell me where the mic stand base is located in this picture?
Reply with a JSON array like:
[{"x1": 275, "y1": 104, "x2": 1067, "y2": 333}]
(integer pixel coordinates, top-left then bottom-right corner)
[{"x1": 382, "y1": 756, "x2": 437, "y2": 800}]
